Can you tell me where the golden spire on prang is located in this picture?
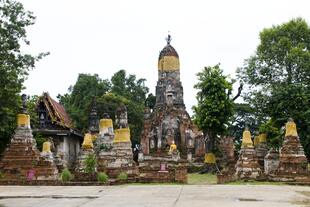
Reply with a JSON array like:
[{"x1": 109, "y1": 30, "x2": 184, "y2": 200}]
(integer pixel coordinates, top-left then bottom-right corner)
[{"x1": 158, "y1": 34, "x2": 180, "y2": 71}]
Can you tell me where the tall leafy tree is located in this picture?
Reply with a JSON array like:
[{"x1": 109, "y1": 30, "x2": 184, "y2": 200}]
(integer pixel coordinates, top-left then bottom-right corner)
[
  {"x1": 228, "y1": 103, "x2": 260, "y2": 149},
  {"x1": 59, "y1": 70, "x2": 149, "y2": 145},
  {"x1": 0, "y1": 0, "x2": 46, "y2": 152},
  {"x1": 237, "y1": 18, "x2": 310, "y2": 159},
  {"x1": 192, "y1": 64, "x2": 235, "y2": 163},
  {"x1": 58, "y1": 73, "x2": 111, "y2": 130}
]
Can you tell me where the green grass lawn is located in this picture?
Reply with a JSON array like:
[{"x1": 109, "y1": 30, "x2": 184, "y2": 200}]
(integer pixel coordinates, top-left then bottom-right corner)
[{"x1": 187, "y1": 173, "x2": 217, "y2": 185}]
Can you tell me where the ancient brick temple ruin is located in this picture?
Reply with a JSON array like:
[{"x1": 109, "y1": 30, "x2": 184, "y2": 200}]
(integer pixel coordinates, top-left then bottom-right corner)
[
  {"x1": 96, "y1": 105, "x2": 138, "y2": 179},
  {"x1": 0, "y1": 95, "x2": 58, "y2": 181},
  {"x1": 140, "y1": 35, "x2": 204, "y2": 161},
  {"x1": 235, "y1": 128, "x2": 262, "y2": 180},
  {"x1": 138, "y1": 35, "x2": 203, "y2": 183},
  {"x1": 270, "y1": 119, "x2": 309, "y2": 182}
]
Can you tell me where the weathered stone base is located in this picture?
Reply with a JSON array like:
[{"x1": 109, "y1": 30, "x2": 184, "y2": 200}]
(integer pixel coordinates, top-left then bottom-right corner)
[
  {"x1": 235, "y1": 147, "x2": 262, "y2": 180},
  {"x1": 256, "y1": 142, "x2": 268, "y2": 170},
  {"x1": 270, "y1": 135, "x2": 309, "y2": 181},
  {"x1": 0, "y1": 127, "x2": 58, "y2": 180},
  {"x1": 97, "y1": 141, "x2": 138, "y2": 179},
  {"x1": 138, "y1": 155, "x2": 187, "y2": 183},
  {"x1": 75, "y1": 149, "x2": 95, "y2": 173}
]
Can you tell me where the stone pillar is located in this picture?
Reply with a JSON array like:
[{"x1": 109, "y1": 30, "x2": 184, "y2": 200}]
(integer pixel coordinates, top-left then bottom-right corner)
[
  {"x1": 256, "y1": 134, "x2": 269, "y2": 170},
  {"x1": 235, "y1": 128, "x2": 262, "y2": 180},
  {"x1": 75, "y1": 133, "x2": 95, "y2": 173},
  {"x1": 264, "y1": 149, "x2": 279, "y2": 175}
]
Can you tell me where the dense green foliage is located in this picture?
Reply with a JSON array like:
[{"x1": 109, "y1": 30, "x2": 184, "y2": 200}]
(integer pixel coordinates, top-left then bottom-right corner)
[
  {"x1": 61, "y1": 168, "x2": 73, "y2": 182},
  {"x1": 237, "y1": 18, "x2": 310, "y2": 159},
  {"x1": 228, "y1": 103, "x2": 260, "y2": 149},
  {"x1": 97, "y1": 172, "x2": 109, "y2": 183},
  {"x1": 192, "y1": 65, "x2": 235, "y2": 154},
  {"x1": 58, "y1": 70, "x2": 149, "y2": 145},
  {"x1": 117, "y1": 172, "x2": 128, "y2": 181},
  {"x1": 58, "y1": 74, "x2": 110, "y2": 130},
  {"x1": 83, "y1": 154, "x2": 97, "y2": 174},
  {"x1": 0, "y1": 0, "x2": 46, "y2": 152}
]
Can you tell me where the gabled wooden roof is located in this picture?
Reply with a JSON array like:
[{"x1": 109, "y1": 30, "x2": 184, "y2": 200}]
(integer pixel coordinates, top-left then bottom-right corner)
[{"x1": 38, "y1": 92, "x2": 72, "y2": 129}]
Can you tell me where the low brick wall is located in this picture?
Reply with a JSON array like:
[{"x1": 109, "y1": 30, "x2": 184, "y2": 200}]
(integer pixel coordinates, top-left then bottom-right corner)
[{"x1": 139, "y1": 156, "x2": 188, "y2": 183}]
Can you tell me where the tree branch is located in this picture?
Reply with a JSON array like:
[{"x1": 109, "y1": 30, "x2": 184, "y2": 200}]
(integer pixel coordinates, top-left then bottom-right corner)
[{"x1": 232, "y1": 84, "x2": 243, "y2": 101}]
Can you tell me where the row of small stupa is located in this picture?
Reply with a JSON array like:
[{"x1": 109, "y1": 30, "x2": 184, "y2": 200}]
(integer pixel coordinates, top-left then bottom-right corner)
[
  {"x1": 75, "y1": 104, "x2": 138, "y2": 179},
  {"x1": 236, "y1": 119, "x2": 309, "y2": 182},
  {"x1": 0, "y1": 101, "x2": 137, "y2": 181},
  {"x1": 0, "y1": 98, "x2": 59, "y2": 180}
]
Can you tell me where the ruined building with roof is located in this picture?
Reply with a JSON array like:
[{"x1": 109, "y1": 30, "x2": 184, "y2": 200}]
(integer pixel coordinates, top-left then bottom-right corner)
[
  {"x1": 140, "y1": 35, "x2": 205, "y2": 161},
  {"x1": 33, "y1": 93, "x2": 83, "y2": 168}
]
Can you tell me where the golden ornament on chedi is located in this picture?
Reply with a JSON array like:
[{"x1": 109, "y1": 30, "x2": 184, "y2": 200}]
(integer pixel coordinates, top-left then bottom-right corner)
[
  {"x1": 82, "y1": 133, "x2": 94, "y2": 149},
  {"x1": 285, "y1": 119, "x2": 298, "y2": 137},
  {"x1": 114, "y1": 128, "x2": 130, "y2": 143},
  {"x1": 241, "y1": 128, "x2": 253, "y2": 148},
  {"x1": 17, "y1": 114, "x2": 30, "y2": 127},
  {"x1": 42, "y1": 141, "x2": 51, "y2": 153}
]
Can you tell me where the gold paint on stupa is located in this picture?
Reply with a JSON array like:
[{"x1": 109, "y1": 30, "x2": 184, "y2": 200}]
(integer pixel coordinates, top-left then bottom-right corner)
[
  {"x1": 241, "y1": 128, "x2": 253, "y2": 148},
  {"x1": 285, "y1": 120, "x2": 298, "y2": 137},
  {"x1": 82, "y1": 133, "x2": 94, "y2": 149},
  {"x1": 158, "y1": 56, "x2": 180, "y2": 71},
  {"x1": 114, "y1": 128, "x2": 130, "y2": 143}
]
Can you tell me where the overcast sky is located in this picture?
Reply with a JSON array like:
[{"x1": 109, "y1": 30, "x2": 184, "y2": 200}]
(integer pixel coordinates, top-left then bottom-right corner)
[{"x1": 20, "y1": 0, "x2": 310, "y2": 114}]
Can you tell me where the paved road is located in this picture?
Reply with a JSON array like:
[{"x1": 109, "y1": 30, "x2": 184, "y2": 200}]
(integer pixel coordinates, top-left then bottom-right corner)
[{"x1": 0, "y1": 185, "x2": 309, "y2": 207}]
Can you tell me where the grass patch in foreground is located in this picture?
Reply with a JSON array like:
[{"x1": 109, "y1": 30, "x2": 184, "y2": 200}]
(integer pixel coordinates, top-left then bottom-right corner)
[
  {"x1": 188, "y1": 173, "x2": 217, "y2": 185},
  {"x1": 226, "y1": 180, "x2": 285, "y2": 185}
]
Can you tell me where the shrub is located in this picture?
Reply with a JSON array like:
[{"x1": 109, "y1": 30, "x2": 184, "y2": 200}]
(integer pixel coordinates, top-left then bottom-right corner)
[
  {"x1": 61, "y1": 168, "x2": 73, "y2": 182},
  {"x1": 97, "y1": 172, "x2": 109, "y2": 183},
  {"x1": 84, "y1": 154, "x2": 97, "y2": 174},
  {"x1": 117, "y1": 172, "x2": 128, "y2": 181}
]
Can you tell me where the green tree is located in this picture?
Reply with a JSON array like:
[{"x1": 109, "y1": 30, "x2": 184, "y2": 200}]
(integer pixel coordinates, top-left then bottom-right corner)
[
  {"x1": 145, "y1": 93, "x2": 156, "y2": 110},
  {"x1": 228, "y1": 103, "x2": 260, "y2": 150},
  {"x1": 111, "y1": 70, "x2": 149, "y2": 104},
  {"x1": 192, "y1": 64, "x2": 235, "y2": 164},
  {"x1": 237, "y1": 18, "x2": 310, "y2": 159},
  {"x1": 59, "y1": 70, "x2": 149, "y2": 145},
  {"x1": 0, "y1": 0, "x2": 46, "y2": 152},
  {"x1": 58, "y1": 73, "x2": 111, "y2": 131}
]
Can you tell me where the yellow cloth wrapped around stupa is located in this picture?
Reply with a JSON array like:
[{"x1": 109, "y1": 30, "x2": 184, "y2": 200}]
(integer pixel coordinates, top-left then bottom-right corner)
[
  {"x1": 253, "y1": 136, "x2": 260, "y2": 147},
  {"x1": 17, "y1": 114, "x2": 30, "y2": 127},
  {"x1": 99, "y1": 118, "x2": 113, "y2": 134},
  {"x1": 241, "y1": 128, "x2": 253, "y2": 148},
  {"x1": 42, "y1": 141, "x2": 51, "y2": 153},
  {"x1": 285, "y1": 119, "x2": 298, "y2": 137},
  {"x1": 259, "y1": 133, "x2": 267, "y2": 143},
  {"x1": 114, "y1": 128, "x2": 130, "y2": 143},
  {"x1": 82, "y1": 133, "x2": 93, "y2": 149}
]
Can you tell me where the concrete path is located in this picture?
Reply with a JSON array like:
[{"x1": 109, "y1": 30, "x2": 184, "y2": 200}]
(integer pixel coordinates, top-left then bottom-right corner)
[{"x1": 0, "y1": 185, "x2": 309, "y2": 207}]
